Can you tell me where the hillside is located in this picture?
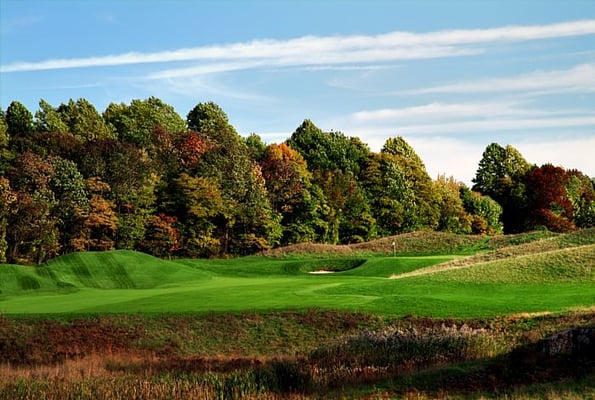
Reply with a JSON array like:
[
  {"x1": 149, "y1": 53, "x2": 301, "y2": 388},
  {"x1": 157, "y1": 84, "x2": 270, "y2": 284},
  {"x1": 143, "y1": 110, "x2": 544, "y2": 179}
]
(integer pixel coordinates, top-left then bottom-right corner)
[{"x1": 390, "y1": 228, "x2": 595, "y2": 279}]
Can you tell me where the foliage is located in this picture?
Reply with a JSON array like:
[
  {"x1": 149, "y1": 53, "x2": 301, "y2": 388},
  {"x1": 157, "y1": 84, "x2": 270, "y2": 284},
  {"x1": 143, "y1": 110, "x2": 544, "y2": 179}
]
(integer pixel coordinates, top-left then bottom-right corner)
[
  {"x1": 525, "y1": 164, "x2": 575, "y2": 232},
  {"x1": 57, "y1": 98, "x2": 115, "y2": 141},
  {"x1": 5, "y1": 100, "x2": 33, "y2": 139},
  {"x1": 360, "y1": 152, "x2": 416, "y2": 235},
  {"x1": 103, "y1": 97, "x2": 186, "y2": 148},
  {"x1": 433, "y1": 175, "x2": 472, "y2": 234},
  {"x1": 460, "y1": 186, "x2": 503, "y2": 234},
  {"x1": 473, "y1": 143, "x2": 532, "y2": 233},
  {"x1": 0, "y1": 311, "x2": 592, "y2": 399},
  {"x1": 566, "y1": 169, "x2": 595, "y2": 228},
  {"x1": 287, "y1": 119, "x2": 369, "y2": 175},
  {"x1": 34, "y1": 99, "x2": 70, "y2": 133},
  {"x1": 1, "y1": 97, "x2": 593, "y2": 263},
  {"x1": 381, "y1": 136, "x2": 440, "y2": 231},
  {"x1": 0, "y1": 176, "x2": 17, "y2": 263}
]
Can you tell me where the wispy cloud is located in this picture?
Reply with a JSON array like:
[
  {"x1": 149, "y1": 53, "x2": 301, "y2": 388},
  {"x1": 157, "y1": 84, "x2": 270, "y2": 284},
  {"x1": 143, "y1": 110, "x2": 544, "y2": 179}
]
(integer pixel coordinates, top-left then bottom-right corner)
[
  {"x1": 346, "y1": 99, "x2": 595, "y2": 136},
  {"x1": 2, "y1": 19, "x2": 594, "y2": 73},
  {"x1": 350, "y1": 101, "x2": 555, "y2": 123},
  {"x1": 409, "y1": 63, "x2": 595, "y2": 95},
  {"x1": 347, "y1": 116, "x2": 595, "y2": 137}
]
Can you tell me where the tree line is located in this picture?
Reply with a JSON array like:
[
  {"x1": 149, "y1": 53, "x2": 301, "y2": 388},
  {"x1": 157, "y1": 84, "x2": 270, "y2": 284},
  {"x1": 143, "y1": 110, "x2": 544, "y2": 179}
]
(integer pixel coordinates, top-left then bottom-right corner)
[{"x1": 0, "y1": 98, "x2": 593, "y2": 264}]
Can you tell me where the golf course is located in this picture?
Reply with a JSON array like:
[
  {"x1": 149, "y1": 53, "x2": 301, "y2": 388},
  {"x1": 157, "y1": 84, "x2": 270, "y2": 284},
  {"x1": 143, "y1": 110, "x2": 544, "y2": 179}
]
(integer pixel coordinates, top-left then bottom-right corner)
[
  {"x1": 1, "y1": 229, "x2": 593, "y2": 317},
  {"x1": 1, "y1": 229, "x2": 594, "y2": 399}
]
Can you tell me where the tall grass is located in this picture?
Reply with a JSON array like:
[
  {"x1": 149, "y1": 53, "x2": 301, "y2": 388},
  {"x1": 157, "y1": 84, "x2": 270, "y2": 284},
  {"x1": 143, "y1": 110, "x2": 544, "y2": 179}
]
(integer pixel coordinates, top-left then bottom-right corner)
[{"x1": 0, "y1": 310, "x2": 593, "y2": 399}]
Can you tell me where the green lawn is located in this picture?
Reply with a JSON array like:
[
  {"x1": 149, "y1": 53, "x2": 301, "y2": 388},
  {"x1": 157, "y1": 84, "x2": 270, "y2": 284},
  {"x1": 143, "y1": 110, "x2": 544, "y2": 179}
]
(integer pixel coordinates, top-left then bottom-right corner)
[{"x1": 1, "y1": 241, "x2": 593, "y2": 317}]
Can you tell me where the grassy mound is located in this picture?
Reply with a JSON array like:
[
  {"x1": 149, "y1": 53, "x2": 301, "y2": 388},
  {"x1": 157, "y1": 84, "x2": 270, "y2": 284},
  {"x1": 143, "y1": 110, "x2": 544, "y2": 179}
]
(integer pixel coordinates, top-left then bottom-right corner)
[
  {"x1": 391, "y1": 228, "x2": 595, "y2": 280},
  {"x1": 0, "y1": 250, "x2": 209, "y2": 296},
  {"x1": 419, "y1": 244, "x2": 595, "y2": 284}
]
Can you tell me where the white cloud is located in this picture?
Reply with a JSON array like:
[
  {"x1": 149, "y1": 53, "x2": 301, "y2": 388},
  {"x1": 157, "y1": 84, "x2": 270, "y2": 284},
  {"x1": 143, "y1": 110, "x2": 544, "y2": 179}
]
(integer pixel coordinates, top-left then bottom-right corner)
[
  {"x1": 2, "y1": 19, "x2": 594, "y2": 73},
  {"x1": 514, "y1": 137, "x2": 595, "y2": 175},
  {"x1": 405, "y1": 137, "x2": 486, "y2": 184},
  {"x1": 345, "y1": 96, "x2": 595, "y2": 131},
  {"x1": 350, "y1": 101, "x2": 555, "y2": 123},
  {"x1": 410, "y1": 63, "x2": 595, "y2": 95}
]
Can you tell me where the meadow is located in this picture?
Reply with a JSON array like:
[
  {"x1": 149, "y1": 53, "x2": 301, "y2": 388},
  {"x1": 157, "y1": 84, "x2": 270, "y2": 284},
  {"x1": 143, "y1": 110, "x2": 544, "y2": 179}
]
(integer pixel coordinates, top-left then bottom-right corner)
[{"x1": 0, "y1": 229, "x2": 593, "y2": 398}]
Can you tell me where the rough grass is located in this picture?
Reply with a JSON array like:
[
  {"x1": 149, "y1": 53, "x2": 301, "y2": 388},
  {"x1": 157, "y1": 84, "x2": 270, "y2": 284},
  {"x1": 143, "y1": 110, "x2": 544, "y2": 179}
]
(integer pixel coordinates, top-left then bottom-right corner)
[
  {"x1": 0, "y1": 310, "x2": 593, "y2": 399},
  {"x1": 389, "y1": 228, "x2": 595, "y2": 281}
]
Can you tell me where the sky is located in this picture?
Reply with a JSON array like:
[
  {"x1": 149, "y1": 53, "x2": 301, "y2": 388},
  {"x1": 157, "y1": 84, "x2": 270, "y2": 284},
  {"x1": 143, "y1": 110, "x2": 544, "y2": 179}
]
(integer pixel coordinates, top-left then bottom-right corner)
[{"x1": 1, "y1": 0, "x2": 594, "y2": 185}]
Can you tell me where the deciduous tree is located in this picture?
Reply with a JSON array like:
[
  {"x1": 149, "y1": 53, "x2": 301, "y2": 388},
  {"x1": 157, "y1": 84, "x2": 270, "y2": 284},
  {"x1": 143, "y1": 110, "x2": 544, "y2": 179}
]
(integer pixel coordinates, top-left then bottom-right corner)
[
  {"x1": 525, "y1": 164, "x2": 575, "y2": 232},
  {"x1": 58, "y1": 98, "x2": 115, "y2": 141},
  {"x1": 34, "y1": 99, "x2": 69, "y2": 133},
  {"x1": 381, "y1": 136, "x2": 439, "y2": 231},
  {"x1": 104, "y1": 97, "x2": 186, "y2": 148},
  {"x1": 0, "y1": 177, "x2": 17, "y2": 263},
  {"x1": 261, "y1": 143, "x2": 326, "y2": 244},
  {"x1": 433, "y1": 175, "x2": 471, "y2": 234},
  {"x1": 473, "y1": 143, "x2": 532, "y2": 232},
  {"x1": 567, "y1": 170, "x2": 595, "y2": 228}
]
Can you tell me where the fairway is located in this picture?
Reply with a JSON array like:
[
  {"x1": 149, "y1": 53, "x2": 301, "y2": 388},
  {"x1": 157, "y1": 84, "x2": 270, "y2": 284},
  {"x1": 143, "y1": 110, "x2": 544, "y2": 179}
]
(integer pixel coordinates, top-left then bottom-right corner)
[{"x1": 1, "y1": 235, "x2": 594, "y2": 317}]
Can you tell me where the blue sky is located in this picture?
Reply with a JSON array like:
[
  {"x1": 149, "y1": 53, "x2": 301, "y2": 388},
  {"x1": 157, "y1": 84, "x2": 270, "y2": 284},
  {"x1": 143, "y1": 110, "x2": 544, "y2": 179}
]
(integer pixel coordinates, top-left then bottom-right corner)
[{"x1": 1, "y1": 0, "x2": 594, "y2": 184}]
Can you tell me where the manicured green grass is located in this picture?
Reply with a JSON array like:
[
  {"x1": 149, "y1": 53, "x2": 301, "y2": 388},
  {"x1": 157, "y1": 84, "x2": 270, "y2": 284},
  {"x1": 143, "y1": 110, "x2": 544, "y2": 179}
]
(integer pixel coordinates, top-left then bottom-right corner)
[{"x1": 1, "y1": 231, "x2": 593, "y2": 317}]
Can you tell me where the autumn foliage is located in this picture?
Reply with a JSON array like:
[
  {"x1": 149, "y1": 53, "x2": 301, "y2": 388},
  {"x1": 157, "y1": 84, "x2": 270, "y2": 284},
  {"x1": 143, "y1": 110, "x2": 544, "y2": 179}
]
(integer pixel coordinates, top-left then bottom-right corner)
[{"x1": 0, "y1": 99, "x2": 593, "y2": 263}]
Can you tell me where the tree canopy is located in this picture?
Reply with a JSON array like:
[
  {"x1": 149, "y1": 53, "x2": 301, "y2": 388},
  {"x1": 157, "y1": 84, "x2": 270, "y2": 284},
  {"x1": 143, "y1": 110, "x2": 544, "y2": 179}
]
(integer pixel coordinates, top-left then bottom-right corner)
[{"x1": 0, "y1": 98, "x2": 592, "y2": 263}]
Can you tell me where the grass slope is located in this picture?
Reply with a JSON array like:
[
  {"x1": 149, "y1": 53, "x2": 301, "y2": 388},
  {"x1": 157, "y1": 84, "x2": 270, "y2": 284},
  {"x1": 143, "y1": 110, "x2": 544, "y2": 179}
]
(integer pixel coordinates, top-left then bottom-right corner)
[{"x1": 0, "y1": 230, "x2": 593, "y2": 317}]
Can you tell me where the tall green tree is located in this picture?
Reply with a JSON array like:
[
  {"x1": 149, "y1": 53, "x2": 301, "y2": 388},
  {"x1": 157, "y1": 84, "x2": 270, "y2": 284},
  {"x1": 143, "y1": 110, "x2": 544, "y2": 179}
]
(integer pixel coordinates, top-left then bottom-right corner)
[
  {"x1": 287, "y1": 119, "x2": 369, "y2": 175},
  {"x1": 6, "y1": 101, "x2": 33, "y2": 139},
  {"x1": 230, "y1": 164, "x2": 283, "y2": 254},
  {"x1": 0, "y1": 177, "x2": 17, "y2": 263},
  {"x1": 260, "y1": 143, "x2": 326, "y2": 244},
  {"x1": 433, "y1": 175, "x2": 471, "y2": 234},
  {"x1": 244, "y1": 133, "x2": 267, "y2": 163},
  {"x1": 473, "y1": 143, "x2": 532, "y2": 232},
  {"x1": 287, "y1": 120, "x2": 371, "y2": 243},
  {"x1": 6, "y1": 101, "x2": 34, "y2": 154},
  {"x1": 567, "y1": 170, "x2": 595, "y2": 228},
  {"x1": 78, "y1": 139, "x2": 156, "y2": 249},
  {"x1": 49, "y1": 156, "x2": 89, "y2": 253},
  {"x1": 360, "y1": 152, "x2": 415, "y2": 235},
  {"x1": 58, "y1": 98, "x2": 115, "y2": 141},
  {"x1": 186, "y1": 101, "x2": 281, "y2": 254},
  {"x1": 315, "y1": 170, "x2": 375, "y2": 243},
  {"x1": 7, "y1": 152, "x2": 59, "y2": 264},
  {"x1": 0, "y1": 110, "x2": 12, "y2": 174},
  {"x1": 171, "y1": 173, "x2": 226, "y2": 257},
  {"x1": 103, "y1": 97, "x2": 186, "y2": 148},
  {"x1": 34, "y1": 99, "x2": 69, "y2": 133},
  {"x1": 381, "y1": 136, "x2": 439, "y2": 230}
]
